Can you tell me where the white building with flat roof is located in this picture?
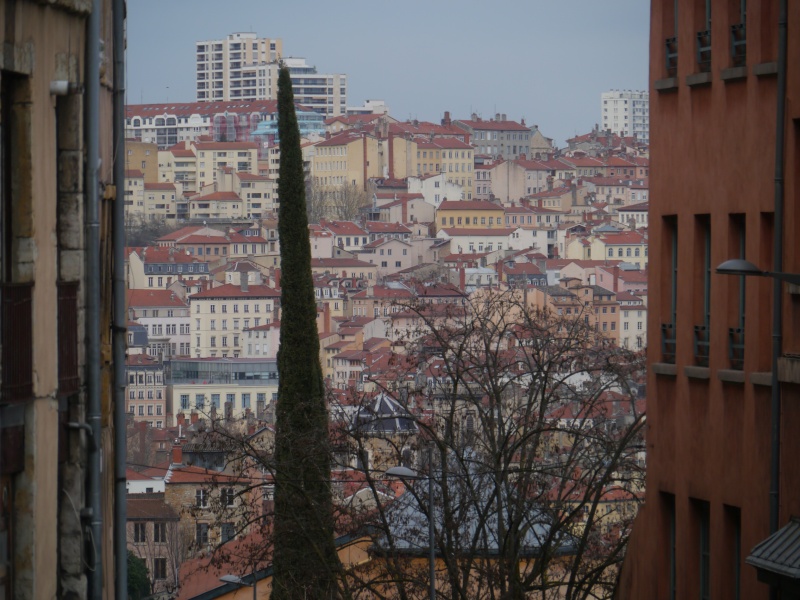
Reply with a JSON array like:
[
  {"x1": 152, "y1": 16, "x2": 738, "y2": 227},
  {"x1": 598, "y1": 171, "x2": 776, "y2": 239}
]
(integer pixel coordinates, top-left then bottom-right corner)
[
  {"x1": 195, "y1": 33, "x2": 347, "y2": 117},
  {"x1": 601, "y1": 90, "x2": 649, "y2": 144}
]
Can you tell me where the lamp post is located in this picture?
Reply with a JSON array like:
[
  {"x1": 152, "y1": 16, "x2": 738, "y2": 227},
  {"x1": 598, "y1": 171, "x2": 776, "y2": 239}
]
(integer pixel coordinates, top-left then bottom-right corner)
[
  {"x1": 386, "y1": 445, "x2": 435, "y2": 600},
  {"x1": 219, "y1": 573, "x2": 257, "y2": 600},
  {"x1": 716, "y1": 259, "x2": 800, "y2": 539}
]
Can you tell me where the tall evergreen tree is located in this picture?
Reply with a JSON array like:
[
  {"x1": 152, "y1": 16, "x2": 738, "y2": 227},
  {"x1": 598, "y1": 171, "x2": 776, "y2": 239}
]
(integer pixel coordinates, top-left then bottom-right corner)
[{"x1": 271, "y1": 65, "x2": 341, "y2": 599}]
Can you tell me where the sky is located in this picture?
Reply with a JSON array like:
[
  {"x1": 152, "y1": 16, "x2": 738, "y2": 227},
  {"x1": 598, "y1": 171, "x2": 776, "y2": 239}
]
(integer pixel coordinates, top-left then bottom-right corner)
[{"x1": 126, "y1": 0, "x2": 650, "y2": 147}]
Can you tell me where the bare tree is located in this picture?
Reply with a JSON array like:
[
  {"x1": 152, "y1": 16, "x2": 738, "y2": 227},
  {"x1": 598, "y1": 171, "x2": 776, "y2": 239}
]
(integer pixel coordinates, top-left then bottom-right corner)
[
  {"x1": 180, "y1": 287, "x2": 645, "y2": 600},
  {"x1": 306, "y1": 179, "x2": 370, "y2": 223}
]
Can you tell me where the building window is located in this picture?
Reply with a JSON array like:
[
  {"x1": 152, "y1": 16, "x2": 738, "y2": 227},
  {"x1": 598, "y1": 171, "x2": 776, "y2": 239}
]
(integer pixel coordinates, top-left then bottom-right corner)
[
  {"x1": 154, "y1": 522, "x2": 167, "y2": 543},
  {"x1": 134, "y1": 523, "x2": 147, "y2": 543},
  {"x1": 196, "y1": 489, "x2": 208, "y2": 507},
  {"x1": 196, "y1": 522, "x2": 209, "y2": 545},
  {"x1": 221, "y1": 522, "x2": 235, "y2": 543},
  {"x1": 696, "y1": 499, "x2": 711, "y2": 600},
  {"x1": 221, "y1": 487, "x2": 235, "y2": 506},
  {"x1": 153, "y1": 557, "x2": 167, "y2": 580}
]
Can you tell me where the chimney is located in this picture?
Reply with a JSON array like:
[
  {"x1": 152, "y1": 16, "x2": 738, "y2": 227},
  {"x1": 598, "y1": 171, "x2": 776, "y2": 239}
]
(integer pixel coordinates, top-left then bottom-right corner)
[
  {"x1": 171, "y1": 443, "x2": 183, "y2": 465},
  {"x1": 241, "y1": 274, "x2": 249, "y2": 292},
  {"x1": 442, "y1": 111, "x2": 451, "y2": 126},
  {"x1": 459, "y1": 267, "x2": 466, "y2": 292},
  {"x1": 613, "y1": 265, "x2": 620, "y2": 293},
  {"x1": 176, "y1": 412, "x2": 185, "y2": 426},
  {"x1": 190, "y1": 412, "x2": 199, "y2": 425}
]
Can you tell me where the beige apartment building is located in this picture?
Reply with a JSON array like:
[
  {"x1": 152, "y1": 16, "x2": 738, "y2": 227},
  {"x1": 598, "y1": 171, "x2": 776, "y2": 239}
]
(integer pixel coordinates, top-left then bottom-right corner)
[
  {"x1": 312, "y1": 131, "x2": 382, "y2": 190},
  {"x1": 194, "y1": 141, "x2": 258, "y2": 189},
  {"x1": 125, "y1": 139, "x2": 159, "y2": 182},
  {"x1": 188, "y1": 281, "x2": 281, "y2": 358}
]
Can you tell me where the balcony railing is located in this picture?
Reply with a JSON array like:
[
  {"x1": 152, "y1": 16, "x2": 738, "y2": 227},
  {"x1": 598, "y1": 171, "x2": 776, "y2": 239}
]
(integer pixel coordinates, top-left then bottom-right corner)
[
  {"x1": 1, "y1": 283, "x2": 34, "y2": 401},
  {"x1": 665, "y1": 37, "x2": 678, "y2": 77},
  {"x1": 694, "y1": 325, "x2": 710, "y2": 367},
  {"x1": 728, "y1": 327, "x2": 745, "y2": 370},
  {"x1": 696, "y1": 30, "x2": 712, "y2": 72},
  {"x1": 730, "y1": 23, "x2": 746, "y2": 67},
  {"x1": 661, "y1": 323, "x2": 676, "y2": 364},
  {"x1": 57, "y1": 282, "x2": 80, "y2": 395}
]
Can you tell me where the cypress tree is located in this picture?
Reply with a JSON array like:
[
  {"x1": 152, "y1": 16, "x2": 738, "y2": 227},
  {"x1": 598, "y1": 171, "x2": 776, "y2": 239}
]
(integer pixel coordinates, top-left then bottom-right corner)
[{"x1": 271, "y1": 65, "x2": 341, "y2": 599}]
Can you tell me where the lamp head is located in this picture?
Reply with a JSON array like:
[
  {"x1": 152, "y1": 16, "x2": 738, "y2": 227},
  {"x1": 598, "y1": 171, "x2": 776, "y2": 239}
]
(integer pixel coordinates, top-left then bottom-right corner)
[{"x1": 716, "y1": 258, "x2": 765, "y2": 277}]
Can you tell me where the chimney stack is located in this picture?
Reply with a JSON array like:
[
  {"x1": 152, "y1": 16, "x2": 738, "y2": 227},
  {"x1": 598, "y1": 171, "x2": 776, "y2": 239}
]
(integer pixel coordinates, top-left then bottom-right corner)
[
  {"x1": 176, "y1": 412, "x2": 185, "y2": 426},
  {"x1": 171, "y1": 443, "x2": 183, "y2": 465},
  {"x1": 459, "y1": 267, "x2": 466, "y2": 292},
  {"x1": 274, "y1": 268, "x2": 281, "y2": 289},
  {"x1": 190, "y1": 412, "x2": 199, "y2": 425}
]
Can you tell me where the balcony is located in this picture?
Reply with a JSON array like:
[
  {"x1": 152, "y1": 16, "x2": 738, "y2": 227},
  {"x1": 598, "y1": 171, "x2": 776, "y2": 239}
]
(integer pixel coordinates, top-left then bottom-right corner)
[
  {"x1": 57, "y1": 282, "x2": 80, "y2": 395},
  {"x1": 728, "y1": 327, "x2": 745, "y2": 370},
  {"x1": 694, "y1": 325, "x2": 710, "y2": 367},
  {"x1": 730, "y1": 23, "x2": 746, "y2": 67},
  {"x1": 1, "y1": 283, "x2": 34, "y2": 401},
  {"x1": 661, "y1": 323, "x2": 676, "y2": 364},
  {"x1": 696, "y1": 30, "x2": 712, "y2": 73},
  {"x1": 665, "y1": 37, "x2": 678, "y2": 77}
]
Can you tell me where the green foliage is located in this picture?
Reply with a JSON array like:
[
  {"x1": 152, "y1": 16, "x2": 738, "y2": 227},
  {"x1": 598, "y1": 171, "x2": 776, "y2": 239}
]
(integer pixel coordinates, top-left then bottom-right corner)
[
  {"x1": 271, "y1": 64, "x2": 342, "y2": 599},
  {"x1": 127, "y1": 551, "x2": 150, "y2": 600}
]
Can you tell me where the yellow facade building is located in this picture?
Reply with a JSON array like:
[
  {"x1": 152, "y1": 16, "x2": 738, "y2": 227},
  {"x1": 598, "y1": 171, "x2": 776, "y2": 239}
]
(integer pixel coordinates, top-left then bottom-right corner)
[{"x1": 435, "y1": 200, "x2": 505, "y2": 233}]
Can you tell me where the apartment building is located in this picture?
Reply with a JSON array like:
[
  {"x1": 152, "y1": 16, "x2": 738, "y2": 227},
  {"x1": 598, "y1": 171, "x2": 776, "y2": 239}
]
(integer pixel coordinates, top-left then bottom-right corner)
[
  {"x1": 435, "y1": 200, "x2": 505, "y2": 232},
  {"x1": 126, "y1": 355, "x2": 168, "y2": 427},
  {"x1": 188, "y1": 280, "x2": 281, "y2": 358},
  {"x1": 616, "y1": 0, "x2": 800, "y2": 598},
  {"x1": 125, "y1": 99, "x2": 293, "y2": 150},
  {"x1": 194, "y1": 141, "x2": 258, "y2": 189},
  {"x1": 311, "y1": 131, "x2": 382, "y2": 193},
  {"x1": 195, "y1": 34, "x2": 347, "y2": 117},
  {"x1": 127, "y1": 247, "x2": 211, "y2": 290},
  {"x1": 127, "y1": 289, "x2": 191, "y2": 359},
  {"x1": 453, "y1": 114, "x2": 533, "y2": 160},
  {"x1": 417, "y1": 138, "x2": 474, "y2": 199},
  {"x1": 195, "y1": 32, "x2": 282, "y2": 102},
  {"x1": 170, "y1": 358, "x2": 278, "y2": 421},
  {"x1": 126, "y1": 140, "x2": 159, "y2": 181},
  {"x1": 600, "y1": 90, "x2": 650, "y2": 144}
]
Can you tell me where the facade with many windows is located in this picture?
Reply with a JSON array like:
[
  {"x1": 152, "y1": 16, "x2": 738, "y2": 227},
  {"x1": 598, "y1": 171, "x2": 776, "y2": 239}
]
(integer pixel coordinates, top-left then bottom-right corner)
[
  {"x1": 126, "y1": 355, "x2": 168, "y2": 427},
  {"x1": 188, "y1": 282, "x2": 281, "y2": 358},
  {"x1": 600, "y1": 90, "x2": 649, "y2": 144},
  {"x1": 616, "y1": 0, "x2": 800, "y2": 598}
]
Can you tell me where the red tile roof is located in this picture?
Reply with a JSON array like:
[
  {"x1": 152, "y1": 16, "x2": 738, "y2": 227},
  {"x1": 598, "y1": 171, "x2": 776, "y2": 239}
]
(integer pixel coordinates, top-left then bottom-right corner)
[
  {"x1": 128, "y1": 289, "x2": 189, "y2": 308},
  {"x1": 311, "y1": 258, "x2": 375, "y2": 269},
  {"x1": 177, "y1": 235, "x2": 230, "y2": 245},
  {"x1": 455, "y1": 118, "x2": 529, "y2": 131},
  {"x1": 439, "y1": 227, "x2": 515, "y2": 236},
  {"x1": 134, "y1": 246, "x2": 205, "y2": 264},
  {"x1": 189, "y1": 283, "x2": 280, "y2": 299},
  {"x1": 599, "y1": 231, "x2": 647, "y2": 245},
  {"x1": 190, "y1": 191, "x2": 241, "y2": 201},
  {"x1": 126, "y1": 100, "x2": 279, "y2": 119},
  {"x1": 125, "y1": 169, "x2": 144, "y2": 178},
  {"x1": 364, "y1": 221, "x2": 411, "y2": 234}
]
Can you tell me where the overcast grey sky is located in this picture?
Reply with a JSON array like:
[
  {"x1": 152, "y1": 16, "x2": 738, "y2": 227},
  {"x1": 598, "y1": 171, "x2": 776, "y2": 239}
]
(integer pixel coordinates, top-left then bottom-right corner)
[{"x1": 127, "y1": 0, "x2": 650, "y2": 146}]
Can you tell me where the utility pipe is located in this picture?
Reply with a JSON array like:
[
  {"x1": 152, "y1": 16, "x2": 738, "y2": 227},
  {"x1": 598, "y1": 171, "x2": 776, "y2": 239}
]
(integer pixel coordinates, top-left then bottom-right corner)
[
  {"x1": 84, "y1": 0, "x2": 103, "y2": 597},
  {"x1": 768, "y1": 0, "x2": 787, "y2": 597},
  {"x1": 112, "y1": 0, "x2": 128, "y2": 597}
]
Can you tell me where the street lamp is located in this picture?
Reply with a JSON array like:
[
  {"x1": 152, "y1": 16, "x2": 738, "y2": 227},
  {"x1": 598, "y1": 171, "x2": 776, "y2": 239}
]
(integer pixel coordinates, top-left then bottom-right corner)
[
  {"x1": 386, "y1": 445, "x2": 436, "y2": 600},
  {"x1": 716, "y1": 258, "x2": 800, "y2": 285},
  {"x1": 716, "y1": 258, "x2": 800, "y2": 542},
  {"x1": 219, "y1": 573, "x2": 257, "y2": 600}
]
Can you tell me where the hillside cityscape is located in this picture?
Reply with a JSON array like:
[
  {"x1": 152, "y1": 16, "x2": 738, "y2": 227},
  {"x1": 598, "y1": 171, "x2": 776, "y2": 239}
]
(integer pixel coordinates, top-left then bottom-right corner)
[{"x1": 3, "y1": 2, "x2": 798, "y2": 599}]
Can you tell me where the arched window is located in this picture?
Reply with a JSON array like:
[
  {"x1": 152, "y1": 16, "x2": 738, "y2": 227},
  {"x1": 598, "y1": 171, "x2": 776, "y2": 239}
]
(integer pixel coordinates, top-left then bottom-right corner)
[
  {"x1": 626, "y1": 248, "x2": 632, "y2": 257},
  {"x1": 618, "y1": 248, "x2": 623, "y2": 257},
  {"x1": 608, "y1": 248, "x2": 613, "y2": 257},
  {"x1": 635, "y1": 248, "x2": 640, "y2": 257}
]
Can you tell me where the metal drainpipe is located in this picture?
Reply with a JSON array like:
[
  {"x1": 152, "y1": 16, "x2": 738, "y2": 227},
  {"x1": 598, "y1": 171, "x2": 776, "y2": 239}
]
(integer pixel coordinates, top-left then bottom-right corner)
[
  {"x1": 769, "y1": 0, "x2": 788, "y2": 548},
  {"x1": 85, "y1": 0, "x2": 103, "y2": 597},
  {"x1": 112, "y1": 0, "x2": 128, "y2": 597},
  {"x1": 767, "y1": 1, "x2": 788, "y2": 598}
]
